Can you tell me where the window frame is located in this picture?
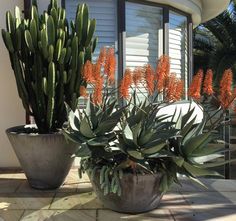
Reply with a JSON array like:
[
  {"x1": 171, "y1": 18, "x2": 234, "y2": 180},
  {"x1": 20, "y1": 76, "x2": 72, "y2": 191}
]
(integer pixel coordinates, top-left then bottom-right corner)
[
  {"x1": 62, "y1": 0, "x2": 193, "y2": 91},
  {"x1": 117, "y1": 0, "x2": 193, "y2": 90}
]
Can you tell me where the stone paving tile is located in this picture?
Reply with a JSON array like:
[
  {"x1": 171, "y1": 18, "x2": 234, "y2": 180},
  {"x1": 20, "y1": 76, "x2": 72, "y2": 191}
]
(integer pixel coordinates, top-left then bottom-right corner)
[
  {"x1": 56, "y1": 182, "x2": 78, "y2": 193},
  {"x1": 182, "y1": 192, "x2": 236, "y2": 209},
  {"x1": 159, "y1": 193, "x2": 190, "y2": 210},
  {"x1": 171, "y1": 208, "x2": 236, "y2": 221},
  {"x1": 65, "y1": 169, "x2": 90, "y2": 184},
  {"x1": 16, "y1": 181, "x2": 56, "y2": 193},
  {"x1": 171, "y1": 180, "x2": 205, "y2": 192},
  {"x1": 77, "y1": 182, "x2": 93, "y2": 193},
  {"x1": 0, "y1": 172, "x2": 26, "y2": 179},
  {"x1": 0, "y1": 210, "x2": 24, "y2": 221},
  {"x1": 98, "y1": 209, "x2": 173, "y2": 221},
  {"x1": 50, "y1": 192, "x2": 103, "y2": 210},
  {"x1": 0, "y1": 193, "x2": 54, "y2": 210},
  {"x1": 201, "y1": 179, "x2": 236, "y2": 192},
  {"x1": 21, "y1": 209, "x2": 96, "y2": 221},
  {"x1": 0, "y1": 179, "x2": 23, "y2": 193}
]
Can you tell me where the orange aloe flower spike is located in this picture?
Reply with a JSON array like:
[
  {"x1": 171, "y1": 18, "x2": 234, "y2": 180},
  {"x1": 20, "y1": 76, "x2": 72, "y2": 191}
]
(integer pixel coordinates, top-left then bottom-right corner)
[
  {"x1": 219, "y1": 69, "x2": 233, "y2": 110},
  {"x1": 133, "y1": 67, "x2": 143, "y2": 86},
  {"x1": 188, "y1": 69, "x2": 203, "y2": 101},
  {"x1": 104, "y1": 48, "x2": 116, "y2": 85},
  {"x1": 83, "y1": 60, "x2": 94, "y2": 84},
  {"x1": 203, "y1": 69, "x2": 214, "y2": 96},
  {"x1": 156, "y1": 55, "x2": 170, "y2": 92},
  {"x1": 174, "y1": 79, "x2": 184, "y2": 101},
  {"x1": 80, "y1": 86, "x2": 88, "y2": 98},
  {"x1": 120, "y1": 69, "x2": 133, "y2": 99},
  {"x1": 98, "y1": 47, "x2": 107, "y2": 66},
  {"x1": 144, "y1": 64, "x2": 155, "y2": 95}
]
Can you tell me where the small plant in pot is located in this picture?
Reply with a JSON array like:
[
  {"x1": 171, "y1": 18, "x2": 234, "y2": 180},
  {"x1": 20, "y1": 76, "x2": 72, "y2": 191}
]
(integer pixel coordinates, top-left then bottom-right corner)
[
  {"x1": 64, "y1": 50, "x2": 236, "y2": 213},
  {"x1": 2, "y1": 0, "x2": 98, "y2": 189}
]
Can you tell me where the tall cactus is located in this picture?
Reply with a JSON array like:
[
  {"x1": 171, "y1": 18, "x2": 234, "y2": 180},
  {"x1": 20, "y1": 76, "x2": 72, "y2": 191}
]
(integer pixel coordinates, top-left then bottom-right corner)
[{"x1": 2, "y1": 0, "x2": 97, "y2": 133}]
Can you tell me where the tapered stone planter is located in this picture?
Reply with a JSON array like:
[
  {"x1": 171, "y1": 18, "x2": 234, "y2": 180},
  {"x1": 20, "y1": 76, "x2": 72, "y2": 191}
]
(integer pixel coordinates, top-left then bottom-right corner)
[
  {"x1": 90, "y1": 172, "x2": 164, "y2": 214},
  {"x1": 6, "y1": 125, "x2": 79, "y2": 190}
]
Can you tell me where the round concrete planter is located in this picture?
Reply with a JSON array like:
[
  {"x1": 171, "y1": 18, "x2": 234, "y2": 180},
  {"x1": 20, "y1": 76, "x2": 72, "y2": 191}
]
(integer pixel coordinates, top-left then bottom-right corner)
[
  {"x1": 6, "y1": 125, "x2": 79, "y2": 190},
  {"x1": 90, "y1": 172, "x2": 164, "y2": 214}
]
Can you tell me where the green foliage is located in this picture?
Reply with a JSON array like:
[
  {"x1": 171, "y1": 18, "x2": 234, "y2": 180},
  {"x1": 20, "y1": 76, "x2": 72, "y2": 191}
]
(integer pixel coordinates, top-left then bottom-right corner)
[
  {"x1": 2, "y1": 0, "x2": 97, "y2": 133},
  {"x1": 193, "y1": 1, "x2": 236, "y2": 83},
  {"x1": 65, "y1": 96, "x2": 231, "y2": 195}
]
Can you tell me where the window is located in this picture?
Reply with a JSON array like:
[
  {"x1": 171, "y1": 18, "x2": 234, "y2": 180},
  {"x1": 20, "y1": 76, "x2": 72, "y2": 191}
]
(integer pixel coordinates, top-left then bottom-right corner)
[
  {"x1": 169, "y1": 11, "x2": 188, "y2": 97},
  {"x1": 65, "y1": 0, "x2": 117, "y2": 60},
  {"x1": 125, "y1": 2, "x2": 163, "y2": 69},
  {"x1": 64, "y1": 0, "x2": 192, "y2": 98}
]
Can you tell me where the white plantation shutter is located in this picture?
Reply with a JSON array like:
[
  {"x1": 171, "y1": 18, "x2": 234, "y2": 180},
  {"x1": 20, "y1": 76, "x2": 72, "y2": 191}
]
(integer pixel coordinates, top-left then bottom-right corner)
[
  {"x1": 169, "y1": 11, "x2": 188, "y2": 97},
  {"x1": 125, "y1": 2, "x2": 163, "y2": 69},
  {"x1": 66, "y1": 0, "x2": 117, "y2": 105},
  {"x1": 125, "y1": 2, "x2": 163, "y2": 101},
  {"x1": 66, "y1": 0, "x2": 117, "y2": 60}
]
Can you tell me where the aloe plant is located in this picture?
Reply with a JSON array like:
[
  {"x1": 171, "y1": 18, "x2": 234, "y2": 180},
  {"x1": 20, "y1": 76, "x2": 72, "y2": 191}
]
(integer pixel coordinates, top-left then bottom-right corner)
[
  {"x1": 2, "y1": 0, "x2": 97, "y2": 133},
  {"x1": 66, "y1": 97, "x2": 231, "y2": 195}
]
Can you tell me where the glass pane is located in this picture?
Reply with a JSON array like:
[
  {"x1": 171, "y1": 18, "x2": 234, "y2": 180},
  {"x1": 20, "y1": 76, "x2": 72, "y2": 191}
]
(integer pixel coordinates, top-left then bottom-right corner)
[
  {"x1": 66, "y1": 0, "x2": 117, "y2": 61},
  {"x1": 169, "y1": 11, "x2": 188, "y2": 97},
  {"x1": 125, "y1": 2, "x2": 163, "y2": 69},
  {"x1": 65, "y1": 0, "x2": 118, "y2": 106}
]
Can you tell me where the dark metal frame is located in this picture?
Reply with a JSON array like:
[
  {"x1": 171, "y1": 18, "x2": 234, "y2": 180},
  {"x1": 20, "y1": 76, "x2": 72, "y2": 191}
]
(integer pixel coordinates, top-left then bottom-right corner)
[
  {"x1": 61, "y1": 0, "x2": 66, "y2": 8},
  {"x1": 224, "y1": 111, "x2": 231, "y2": 179},
  {"x1": 24, "y1": 0, "x2": 31, "y2": 18}
]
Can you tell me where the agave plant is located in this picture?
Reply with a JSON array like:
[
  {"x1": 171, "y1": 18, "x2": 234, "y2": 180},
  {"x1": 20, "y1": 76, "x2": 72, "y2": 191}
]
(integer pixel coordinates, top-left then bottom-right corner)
[{"x1": 64, "y1": 48, "x2": 235, "y2": 196}]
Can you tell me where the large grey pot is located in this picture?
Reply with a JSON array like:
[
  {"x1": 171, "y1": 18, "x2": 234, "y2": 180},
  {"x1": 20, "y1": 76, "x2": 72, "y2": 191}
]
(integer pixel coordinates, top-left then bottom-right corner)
[
  {"x1": 6, "y1": 125, "x2": 79, "y2": 190},
  {"x1": 90, "y1": 172, "x2": 164, "y2": 214}
]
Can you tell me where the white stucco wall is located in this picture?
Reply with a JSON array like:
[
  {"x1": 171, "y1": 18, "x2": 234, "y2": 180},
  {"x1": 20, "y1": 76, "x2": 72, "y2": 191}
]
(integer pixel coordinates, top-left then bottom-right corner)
[
  {"x1": 149, "y1": 0, "x2": 230, "y2": 26},
  {"x1": 0, "y1": 0, "x2": 24, "y2": 168},
  {"x1": 0, "y1": 0, "x2": 62, "y2": 168}
]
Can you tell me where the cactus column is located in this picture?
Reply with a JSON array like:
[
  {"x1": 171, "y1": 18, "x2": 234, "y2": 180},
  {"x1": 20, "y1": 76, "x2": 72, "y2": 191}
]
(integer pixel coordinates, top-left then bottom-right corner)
[{"x1": 2, "y1": 0, "x2": 97, "y2": 133}]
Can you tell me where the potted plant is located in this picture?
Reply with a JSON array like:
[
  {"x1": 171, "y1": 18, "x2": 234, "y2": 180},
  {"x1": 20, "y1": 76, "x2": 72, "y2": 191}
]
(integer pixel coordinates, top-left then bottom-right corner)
[
  {"x1": 64, "y1": 49, "x2": 235, "y2": 213},
  {"x1": 2, "y1": 0, "x2": 98, "y2": 189}
]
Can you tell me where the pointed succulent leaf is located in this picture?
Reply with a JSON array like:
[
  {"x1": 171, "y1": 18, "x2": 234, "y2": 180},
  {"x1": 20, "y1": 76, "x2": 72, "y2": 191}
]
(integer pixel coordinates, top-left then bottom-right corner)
[
  {"x1": 180, "y1": 115, "x2": 197, "y2": 138},
  {"x1": 75, "y1": 143, "x2": 91, "y2": 157},
  {"x1": 127, "y1": 150, "x2": 144, "y2": 160},
  {"x1": 87, "y1": 137, "x2": 109, "y2": 147},
  {"x1": 183, "y1": 162, "x2": 223, "y2": 177},
  {"x1": 80, "y1": 117, "x2": 94, "y2": 138},
  {"x1": 181, "y1": 108, "x2": 195, "y2": 128},
  {"x1": 141, "y1": 142, "x2": 166, "y2": 155},
  {"x1": 172, "y1": 156, "x2": 185, "y2": 167},
  {"x1": 183, "y1": 132, "x2": 212, "y2": 157}
]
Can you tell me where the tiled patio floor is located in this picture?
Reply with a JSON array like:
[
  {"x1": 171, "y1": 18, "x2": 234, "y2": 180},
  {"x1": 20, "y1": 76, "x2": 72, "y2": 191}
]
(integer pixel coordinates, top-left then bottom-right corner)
[{"x1": 0, "y1": 169, "x2": 236, "y2": 220}]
